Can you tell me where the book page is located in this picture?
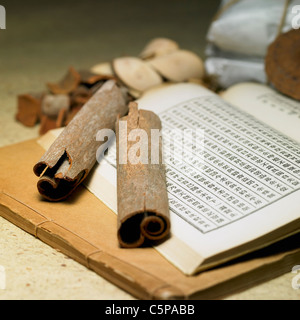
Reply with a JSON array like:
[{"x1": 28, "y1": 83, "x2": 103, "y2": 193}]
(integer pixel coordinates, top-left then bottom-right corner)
[
  {"x1": 38, "y1": 83, "x2": 300, "y2": 275},
  {"x1": 221, "y1": 82, "x2": 300, "y2": 143},
  {"x1": 136, "y1": 84, "x2": 300, "y2": 262}
]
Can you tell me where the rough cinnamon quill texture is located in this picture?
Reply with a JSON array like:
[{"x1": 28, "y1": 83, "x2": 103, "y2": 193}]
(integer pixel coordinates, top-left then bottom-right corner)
[
  {"x1": 265, "y1": 29, "x2": 300, "y2": 101},
  {"x1": 33, "y1": 80, "x2": 128, "y2": 201},
  {"x1": 116, "y1": 102, "x2": 170, "y2": 248}
]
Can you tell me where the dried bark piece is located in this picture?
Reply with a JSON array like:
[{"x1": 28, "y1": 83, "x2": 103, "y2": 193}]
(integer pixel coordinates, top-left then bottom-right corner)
[
  {"x1": 56, "y1": 108, "x2": 68, "y2": 128},
  {"x1": 16, "y1": 93, "x2": 43, "y2": 127},
  {"x1": 147, "y1": 49, "x2": 205, "y2": 82},
  {"x1": 265, "y1": 29, "x2": 300, "y2": 101},
  {"x1": 39, "y1": 108, "x2": 68, "y2": 135},
  {"x1": 89, "y1": 81, "x2": 106, "y2": 96},
  {"x1": 41, "y1": 94, "x2": 70, "y2": 117},
  {"x1": 39, "y1": 114, "x2": 57, "y2": 135},
  {"x1": 90, "y1": 62, "x2": 114, "y2": 77},
  {"x1": 116, "y1": 102, "x2": 170, "y2": 248},
  {"x1": 34, "y1": 80, "x2": 128, "y2": 201},
  {"x1": 139, "y1": 37, "x2": 179, "y2": 60},
  {"x1": 70, "y1": 85, "x2": 93, "y2": 107},
  {"x1": 47, "y1": 67, "x2": 81, "y2": 95},
  {"x1": 78, "y1": 70, "x2": 115, "y2": 85},
  {"x1": 113, "y1": 57, "x2": 163, "y2": 92}
]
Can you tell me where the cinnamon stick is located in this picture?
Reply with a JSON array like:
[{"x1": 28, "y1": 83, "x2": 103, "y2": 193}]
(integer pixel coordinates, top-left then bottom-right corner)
[
  {"x1": 116, "y1": 102, "x2": 170, "y2": 248},
  {"x1": 34, "y1": 80, "x2": 128, "y2": 201}
]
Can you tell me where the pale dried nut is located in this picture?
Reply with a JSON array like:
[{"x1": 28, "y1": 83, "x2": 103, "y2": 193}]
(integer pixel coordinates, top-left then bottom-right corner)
[
  {"x1": 47, "y1": 67, "x2": 81, "y2": 95},
  {"x1": 139, "y1": 37, "x2": 179, "y2": 60},
  {"x1": 90, "y1": 62, "x2": 114, "y2": 77},
  {"x1": 41, "y1": 94, "x2": 70, "y2": 117},
  {"x1": 147, "y1": 50, "x2": 205, "y2": 82},
  {"x1": 113, "y1": 56, "x2": 163, "y2": 92},
  {"x1": 127, "y1": 88, "x2": 142, "y2": 99}
]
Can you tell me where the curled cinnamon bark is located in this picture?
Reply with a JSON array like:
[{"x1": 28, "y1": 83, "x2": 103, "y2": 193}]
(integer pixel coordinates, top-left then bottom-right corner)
[
  {"x1": 116, "y1": 102, "x2": 170, "y2": 248},
  {"x1": 34, "y1": 80, "x2": 128, "y2": 201},
  {"x1": 16, "y1": 93, "x2": 43, "y2": 127},
  {"x1": 47, "y1": 67, "x2": 81, "y2": 95}
]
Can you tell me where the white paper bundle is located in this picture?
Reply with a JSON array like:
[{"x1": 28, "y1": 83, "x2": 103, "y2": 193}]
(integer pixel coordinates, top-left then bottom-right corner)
[{"x1": 205, "y1": 0, "x2": 298, "y2": 87}]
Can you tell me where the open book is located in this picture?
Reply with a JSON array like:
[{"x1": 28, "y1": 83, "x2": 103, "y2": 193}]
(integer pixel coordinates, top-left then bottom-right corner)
[{"x1": 38, "y1": 82, "x2": 300, "y2": 276}]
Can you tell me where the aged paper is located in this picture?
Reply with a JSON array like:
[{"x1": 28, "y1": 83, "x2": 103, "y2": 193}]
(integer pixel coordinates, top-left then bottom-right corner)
[{"x1": 38, "y1": 83, "x2": 300, "y2": 274}]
